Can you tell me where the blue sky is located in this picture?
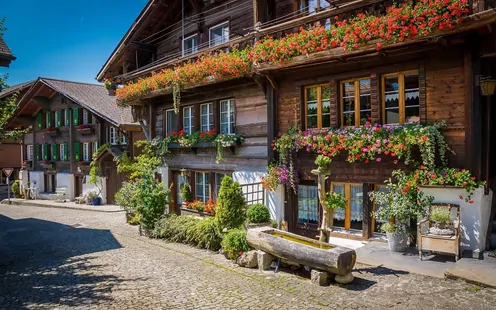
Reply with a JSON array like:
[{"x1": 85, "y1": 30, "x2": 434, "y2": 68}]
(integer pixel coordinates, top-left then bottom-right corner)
[{"x1": 1, "y1": 0, "x2": 148, "y2": 86}]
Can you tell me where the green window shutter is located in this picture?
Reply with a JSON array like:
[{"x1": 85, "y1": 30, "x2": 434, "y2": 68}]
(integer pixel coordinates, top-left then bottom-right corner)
[
  {"x1": 56, "y1": 110, "x2": 62, "y2": 127},
  {"x1": 46, "y1": 112, "x2": 52, "y2": 128},
  {"x1": 73, "y1": 142, "x2": 81, "y2": 161},
  {"x1": 52, "y1": 144, "x2": 58, "y2": 161},
  {"x1": 36, "y1": 113, "x2": 43, "y2": 130},
  {"x1": 35, "y1": 144, "x2": 39, "y2": 161},
  {"x1": 73, "y1": 108, "x2": 79, "y2": 126},
  {"x1": 64, "y1": 143, "x2": 68, "y2": 161},
  {"x1": 42, "y1": 144, "x2": 48, "y2": 161}
]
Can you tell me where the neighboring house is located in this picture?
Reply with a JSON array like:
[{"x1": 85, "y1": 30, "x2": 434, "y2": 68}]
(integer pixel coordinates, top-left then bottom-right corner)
[
  {"x1": 0, "y1": 37, "x2": 16, "y2": 68},
  {"x1": 98, "y1": 0, "x2": 496, "y2": 252},
  {"x1": 97, "y1": 0, "x2": 279, "y2": 216},
  {"x1": 0, "y1": 81, "x2": 34, "y2": 186},
  {"x1": 7, "y1": 78, "x2": 141, "y2": 203}
]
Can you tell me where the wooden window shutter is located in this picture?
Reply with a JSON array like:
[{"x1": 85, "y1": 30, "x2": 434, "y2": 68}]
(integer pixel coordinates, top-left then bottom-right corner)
[
  {"x1": 42, "y1": 144, "x2": 48, "y2": 161},
  {"x1": 73, "y1": 108, "x2": 80, "y2": 126},
  {"x1": 56, "y1": 110, "x2": 62, "y2": 127},
  {"x1": 73, "y1": 142, "x2": 81, "y2": 161},
  {"x1": 64, "y1": 143, "x2": 69, "y2": 161},
  {"x1": 35, "y1": 144, "x2": 39, "y2": 161},
  {"x1": 36, "y1": 113, "x2": 43, "y2": 130},
  {"x1": 51, "y1": 144, "x2": 58, "y2": 161}
]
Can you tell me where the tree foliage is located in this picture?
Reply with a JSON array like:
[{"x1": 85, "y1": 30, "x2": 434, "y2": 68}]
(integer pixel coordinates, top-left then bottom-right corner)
[
  {"x1": 215, "y1": 176, "x2": 246, "y2": 230},
  {"x1": 116, "y1": 140, "x2": 161, "y2": 179}
]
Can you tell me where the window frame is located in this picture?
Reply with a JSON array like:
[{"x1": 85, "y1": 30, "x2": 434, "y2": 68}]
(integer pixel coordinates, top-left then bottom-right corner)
[
  {"x1": 303, "y1": 84, "x2": 331, "y2": 129},
  {"x1": 27, "y1": 145, "x2": 34, "y2": 161},
  {"x1": 92, "y1": 142, "x2": 98, "y2": 156},
  {"x1": 64, "y1": 108, "x2": 71, "y2": 126},
  {"x1": 165, "y1": 109, "x2": 177, "y2": 135},
  {"x1": 183, "y1": 106, "x2": 194, "y2": 135},
  {"x1": 339, "y1": 77, "x2": 371, "y2": 127},
  {"x1": 82, "y1": 109, "x2": 89, "y2": 125},
  {"x1": 45, "y1": 112, "x2": 51, "y2": 128},
  {"x1": 82, "y1": 142, "x2": 90, "y2": 162},
  {"x1": 331, "y1": 182, "x2": 364, "y2": 231},
  {"x1": 195, "y1": 171, "x2": 210, "y2": 201},
  {"x1": 200, "y1": 102, "x2": 214, "y2": 133},
  {"x1": 109, "y1": 127, "x2": 117, "y2": 145},
  {"x1": 381, "y1": 70, "x2": 420, "y2": 125},
  {"x1": 59, "y1": 144, "x2": 65, "y2": 161},
  {"x1": 120, "y1": 131, "x2": 127, "y2": 145},
  {"x1": 209, "y1": 21, "x2": 230, "y2": 47},
  {"x1": 182, "y1": 33, "x2": 198, "y2": 56},
  {"x1": 219, "y1": 99, "x2": 235, "y2": 134}
]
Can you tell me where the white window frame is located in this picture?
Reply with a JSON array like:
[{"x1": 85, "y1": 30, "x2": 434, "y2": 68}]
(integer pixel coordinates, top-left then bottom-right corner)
[
  {"x1": 220, "y1": 99, "x2": 235, "y2": 134},
  {"x1": 59, "y1": 144, "x2": 65, "y2": 161},
  {"x1": 165, "y1": 109, "x2": 177, "y2": 135},
  {"x1": 183, "y1": 106, "x2": 194, "y2": 135},
  {"x1": 195, "y1": 172, "x2": 210, "y2": 201},
  {"x1": 200, "y1": 103, "x2": 213, "y2": 132},
  {"x1": 209, "y1": 22, "x2": 229, "y2": 47},
  {"x1": 83, "y1": 143, "x2": 90, "y2": 162},
  {"x1": 182, "y1": 34, "x2": 198, "y2": 56},
  {"x1": 109, "y1": 127, "x2": 117, "y2": 145},
  {"x1": 64, "y1": 108, "x2": 70, "y2": 126},
  {"x1": 93, "y1": 142, "x2": 98, "y2": 156},
  {"x1": 27, "y1": 145, "x2": 34, "y2": 161},
  {"x1": 120, "y1": 131, "x2": 127, "y2": 145},
  {"x1": 82, "y1": 109, "x2": 89, "y2": 125}
]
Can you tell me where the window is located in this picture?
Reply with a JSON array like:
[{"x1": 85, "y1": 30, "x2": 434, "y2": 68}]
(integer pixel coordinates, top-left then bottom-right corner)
[
  {"x1": 373, "y1": 185, "x2": 389, "y2": 233},
  {"x1": 64, "y1": 109, "x2": 70, "y2": 126},
  {"x1": 176, "y1": 174, "x2": 187, "y2": 204},
  {"x1": 183, "y1": 106, "x2": 194, "y2": 135},
  {"x1": 93, "y1": 142, "x2": 98, "y2": 156},
  {"x1": 332, "y1": 183, "x2": 364, "y2": 230},
  {"x1": 120, "y1": 132, "x2": 127, "y2": 145},
  {"x1": 82, "y1": 109, "x2": 89, "y2": 125},
  {"x1": 55, "y1": 110, "x2": 61, "y2": 128},
  {"x1": 109, "y1": 127, "x2": 117, "y2": 145},
  {"x1": 298, "y1": 185, "x2": 319, "y2": 225},
  {"x1": 298, "y1": 0, "x2": 330, "y2": 14},
  {"x1": 83, "y1": 143, "x2": 90, "y2": 161},
  {"x1": 200, "y1": 103, "x2": 214, "y2": 132},
  {"x1": 305, "y1": 85, "x2": 330, "y2": 129},
  {"x1": 45, "y1": 112, "x2": 51, "y2": 128},
  {"x1": 341, "y1": 78, "x2": 371, "y2": 126},
  {"x1": 195, "y1": 172, "x2": 210, "y2": 201},
  {"x1": 220, "y1": 99, "x2": 235, "y2": 134},
  {"x1": 59, "y1": 144, "x2": 65, "y2": 161},
  {"x1": 383, "y1": 71, "x2": 420, "y2": 124},
  {"x1": 209, "y1": 22, "x2": 229, "y2": 47},
  {"x1": 27, "y1": 145, "x2": 33, "y2": 161},
  {"x1": 215, "y1": 173, "x2": 230, "y2": 197},
  {"x1": 41, "y1": 144, "x2": 46, "y2": 161},
  {"x1": 165, "y1": 109, "x2": 177, "y2": 135},
  {"x1": 183, "y1": 34, "x2": 198, "y2": 56}
]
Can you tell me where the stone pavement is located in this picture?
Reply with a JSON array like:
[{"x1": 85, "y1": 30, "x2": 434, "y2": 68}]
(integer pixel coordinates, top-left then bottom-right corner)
[
  {"x1": 1, "y1": 204, "x2": 496, "y2": 310},
  {"x1": 1, "y1": 198, "x2": 123, "y2": 213}
]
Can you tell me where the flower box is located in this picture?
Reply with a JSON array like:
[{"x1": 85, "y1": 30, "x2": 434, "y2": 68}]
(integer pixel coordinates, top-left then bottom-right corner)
[
  {"x1": 76, "y1": 125, "x2": 93, "y2": 135},
  {"x1": 41, "y1": 162, "x2": 53, "y2": 169},
  {"x1": 180, "y1": 207, "x2": 213, "y2": 217},
  {"x1": 45, "y1": 128, "x2": 58, "y2": 136}
]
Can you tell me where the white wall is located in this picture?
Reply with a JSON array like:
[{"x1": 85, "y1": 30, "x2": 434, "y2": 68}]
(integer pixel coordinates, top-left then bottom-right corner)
[
  {"x1": 28, "y1": 171, "x2": 44, "y2": 193},
  {"x1": 82, "y1": 175, "x2": 107, "y2": 205},
  {"x1": 420, "y1": 186, "x2": 493, "y2": 254},
  {"x1": 56, "y1": 173, "x2": 75, "y2": 201},
  {"x1": 157, "y1": 165, "x2": 169, "y2": 185}
]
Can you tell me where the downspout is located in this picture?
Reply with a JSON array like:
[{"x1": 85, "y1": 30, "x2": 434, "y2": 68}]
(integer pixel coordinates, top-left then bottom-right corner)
[{"x1": 181, "y1": 0, "x2": 185, "y2": 51}]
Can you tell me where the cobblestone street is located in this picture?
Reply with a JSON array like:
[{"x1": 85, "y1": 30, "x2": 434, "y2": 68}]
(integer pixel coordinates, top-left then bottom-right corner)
[{"x1": 1, "y1": 204, "x2": 495, "y2": 310}]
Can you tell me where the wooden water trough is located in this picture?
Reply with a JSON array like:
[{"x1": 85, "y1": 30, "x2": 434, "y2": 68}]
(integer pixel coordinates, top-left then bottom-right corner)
[{"x1": 246, "y1": 227, "x2": 356, "y2": 284}]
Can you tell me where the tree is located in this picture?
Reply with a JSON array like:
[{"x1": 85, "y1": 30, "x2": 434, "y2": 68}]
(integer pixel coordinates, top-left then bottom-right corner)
[{"x1": 216, "y1": 176, "x2": 246, "y2": 230}]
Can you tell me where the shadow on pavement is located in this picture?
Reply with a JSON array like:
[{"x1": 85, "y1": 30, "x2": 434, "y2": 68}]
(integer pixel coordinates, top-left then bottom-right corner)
[{"x1": 0, "y1": 214, "x2": 125, "y2": 309}]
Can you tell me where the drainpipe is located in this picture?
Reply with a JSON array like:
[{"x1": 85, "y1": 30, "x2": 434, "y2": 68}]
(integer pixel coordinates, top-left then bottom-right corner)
[{"x1": 181, "y1": 0, "x2": 185, "y2": 50}]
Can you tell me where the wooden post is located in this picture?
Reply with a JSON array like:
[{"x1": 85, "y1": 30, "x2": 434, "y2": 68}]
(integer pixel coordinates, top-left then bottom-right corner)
[{"x1": 312, "y1": 167, "x2": 332, "y2": 243}]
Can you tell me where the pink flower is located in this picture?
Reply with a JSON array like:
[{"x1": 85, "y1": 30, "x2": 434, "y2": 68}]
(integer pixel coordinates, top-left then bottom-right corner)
[{"x1": 376, "y1": 158, "x2": 382, "y2": 162}]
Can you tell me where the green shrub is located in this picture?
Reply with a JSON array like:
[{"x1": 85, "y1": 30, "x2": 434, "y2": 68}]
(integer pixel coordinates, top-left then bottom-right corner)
[
  {"x1": 115, "y1": 181, "x2": 138, "y2": 213},
  {"x1": 180, "y1": 183, "x2": 193, "y2": 203},
  {"x1": 150, "y1": 214, "x2": 199, "y2": 243},
  {"x1": 11, "y1": 180, "x2": 20, "y2": 196},
  {"x1": 187, "y1": 217, "x2": 222, "y2": 251},
  {"x1": 216, "y1": 176, "x2": 246, "y2": 230},
  {"x1": 221, "y1": 229, "x2": 251, "y2": 260},
  {"x1": 128, "y1": 212, "x2": 141, "y2": 225},
  {"x1": 133, "y1": 178, "x2": 172, "y2": 232},
  {"x1": 246, "y1": 204, "x2": 271, "y2": 223}
]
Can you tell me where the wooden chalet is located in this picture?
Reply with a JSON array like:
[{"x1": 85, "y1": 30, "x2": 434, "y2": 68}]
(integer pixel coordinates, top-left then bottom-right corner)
[
  {"x1": 99, "y1": 0, "x2": 496, "y2": 252},
  {"x1": 8, "y1": 78, "x2": 141, "y2": 203}
]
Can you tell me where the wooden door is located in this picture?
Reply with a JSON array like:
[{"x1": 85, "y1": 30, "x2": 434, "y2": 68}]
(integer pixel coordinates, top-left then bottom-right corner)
[
  {"x1": 74, "y1": 176, "x2": 83, "y2": 198},
  {"x1": 294, "y1": 184, "x2": 320, "y2": 239}
]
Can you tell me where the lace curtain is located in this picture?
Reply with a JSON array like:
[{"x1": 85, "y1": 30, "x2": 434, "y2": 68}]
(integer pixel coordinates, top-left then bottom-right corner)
[{"x1": 298, "y1": 185, "x2": 319, "y2": 224}]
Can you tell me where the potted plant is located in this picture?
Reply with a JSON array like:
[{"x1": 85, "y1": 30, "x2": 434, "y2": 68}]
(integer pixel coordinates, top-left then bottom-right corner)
[
  {"x1": 11, "y1": 180, "x2": 21, "y2": 198},
  {"x1": 429, "y1": 206, "x2": 451, "y2": 229},
  {"x1": 324, "y1": 191, "x2": 347, "y2": 230},
  {"x1": 22, "y1": 181, "x2": 31, "y2": 199},
  {"x1": 313, "y1": 154, "x2": 332, "y2": 175},
  {"x1": 86, "y1": 191, "x2": 101, "y2": 205},
  {"x1": 369, "y1": 170, "x2": 433, "y2": 252},
  {"x1": 104, "y1": 78, "x2": 117, "y2": 96}
]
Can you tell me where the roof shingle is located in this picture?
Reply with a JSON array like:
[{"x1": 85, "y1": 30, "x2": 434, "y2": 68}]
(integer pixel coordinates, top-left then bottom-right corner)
[
  {"x1": 0, "y1": 37, "x2": 15, "y2": 59},
  {"x1": 0, "y1": 80, "x2": 34, "y2": 99}
]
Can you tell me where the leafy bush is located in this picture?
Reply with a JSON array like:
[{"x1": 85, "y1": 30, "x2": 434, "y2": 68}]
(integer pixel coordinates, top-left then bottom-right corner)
[
  {"x1": 133, "y1": 178, "x2": 172, "y2": 231},
  {"x1": 187, "y1": 217, "x2": 222, "y2": 251},
  {"x1": 180, "y1": 183, "x2": 193, "y2": 203},
  {"x1": 128, "y1": 212, "x2": 141, "y2": 226},
  {"x1": 115, "y1": 181, "x2": 138, "y2": 213},
  {"x1": 221, "y1": 229, "x2": 251, "y2": 261},
  {"x1": 216, "y1": 176, "x2": 246, "y2": 230},
  {"x1": 246, "y1": 204, "x2": 271, "y2": 223},
  {"x1": 150, "y1": 214, "x2": 198, "y2": 243},
  {"x1": 11, "y1": 180, "x2": 20, "y2": 196}
]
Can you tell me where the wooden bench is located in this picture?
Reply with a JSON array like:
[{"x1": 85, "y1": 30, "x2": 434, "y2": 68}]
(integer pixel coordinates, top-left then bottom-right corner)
[{"x1": 50, "y1": 187, "x2": 68, "y2": 202}]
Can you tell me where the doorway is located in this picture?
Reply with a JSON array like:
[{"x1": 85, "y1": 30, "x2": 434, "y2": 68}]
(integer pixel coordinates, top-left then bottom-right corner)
[{"x1": 43, "y1": 173, "x2": 56, "y2": 193}]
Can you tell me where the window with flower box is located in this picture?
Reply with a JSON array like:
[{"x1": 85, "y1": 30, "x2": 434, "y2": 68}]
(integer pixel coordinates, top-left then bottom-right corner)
[
  {"x1": 209, "y1": 22, "x2": 229, "y2": 47},
  {"x1": 200, "y1": 103, "x2": 214, "y2": 132},
  {"x1": 332, "y1": 183, "x2": 364, "y2": 231},
  {"x1": 165, "y1": 109, "x2": 177, "y2": 135},
  {"x1": 382, "y1": 71, "x2": 420, "y2": 124},
  {"x1": 304, "y1": 85, "x2": 330, "y2": 129},
  {"x1": 340, "y1": 78, "x2": 371, "y2": 127},
  {"x1": 195, "y1": 172, "x2": 210, "y2": 201},
  {"x1": 182, "y1": 34, "x2": 198, "y2": 56},
  {"x1": 220, "y1": 99, "x2": 235, "y2": 134},
  {"x1": 298, "y1": 0, "x2": 331, "y2": 29},
  {"x1": 183, "y1": 106, "x2": 194, "y2": 135},
  {"x1": 82, "y1": 109, "x2": 89, "y2": 125},
  {"x1": 83, "y1": 143, "x2": 90, "y2": 162}
]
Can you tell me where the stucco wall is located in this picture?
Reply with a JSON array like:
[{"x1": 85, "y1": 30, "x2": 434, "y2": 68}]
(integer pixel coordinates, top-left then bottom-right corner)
[
  {"x1": 82, "y1": 175, "x2": 107, "y2": 205},
  {"x1": 56, "y1": 173, "x2": 74, "y2": 201},
  {"x1": 419, "y1": 186, "x2": 493, "y2": 254}
]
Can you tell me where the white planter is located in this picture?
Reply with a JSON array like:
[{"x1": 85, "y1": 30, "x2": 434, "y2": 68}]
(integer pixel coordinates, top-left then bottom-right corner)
[
  {"x1": 419, "y1": 186, "x2": 492, "y2": 254},
  {"x1": 386, "y1": 231, "x2": 408, "y2": 252}
]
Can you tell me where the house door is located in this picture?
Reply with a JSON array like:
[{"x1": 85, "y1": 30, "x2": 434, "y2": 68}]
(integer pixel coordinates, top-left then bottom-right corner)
[
  {"x1": 172, "y1": 171, "x2": 187, "y2": 214},
  {"x1": 105, "y1": 164, "x2": 118, "y2": 204},
  {"x1": 74, "y1": 176, "x2": 83, "y2": 198},
  {"x1": 44, "y1": 173, "x2": 56, "y2": 193},
  {"x1": 294, "y1": 184, "x2": 320, "y2": 239}
]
